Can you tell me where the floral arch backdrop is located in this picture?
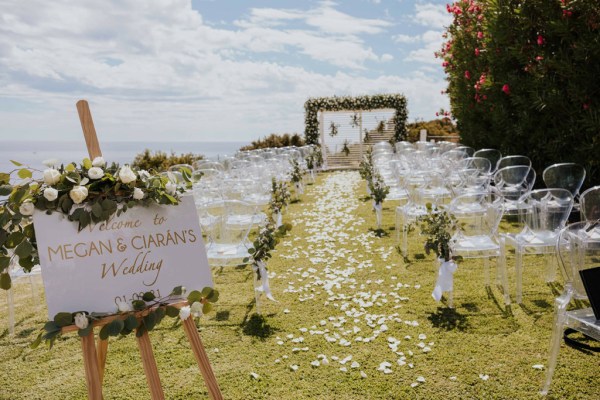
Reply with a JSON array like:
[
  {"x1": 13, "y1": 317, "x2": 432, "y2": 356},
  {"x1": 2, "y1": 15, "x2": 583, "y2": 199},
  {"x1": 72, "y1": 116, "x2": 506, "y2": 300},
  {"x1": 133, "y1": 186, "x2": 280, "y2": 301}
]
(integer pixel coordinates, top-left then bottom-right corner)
[{"x1": 304, "y1": 94, "x2": 409, "y2": 145}]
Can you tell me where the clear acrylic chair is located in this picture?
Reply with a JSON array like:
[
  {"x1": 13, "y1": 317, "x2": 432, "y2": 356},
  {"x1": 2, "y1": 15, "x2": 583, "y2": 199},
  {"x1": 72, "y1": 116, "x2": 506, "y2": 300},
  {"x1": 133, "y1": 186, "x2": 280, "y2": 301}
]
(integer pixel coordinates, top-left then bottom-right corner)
[
  {"x1": 453, "y1": 157, "x2": 492, "y2": 195},
  {"x1": 473, "y1": 149, "x2": 502, "y2": 173},
  {"x1": 540, "y1": 220, "x2": 600, "y2": 395},
  {"x1": 501, "y1": 188, "x2": 574, "y2": 303},
  {"x1": 580, "y1": 185, "x2": 600, "y2": 221},
  {"x1": 5, "y1": 256, "x2": 41, "y2": 335},
  {"x1": 542, "y1": 163, "x2": 586, "y2": 209},
  {"x1": 493, "y1": 165, "x2": 536, "y2": 215},
  {"x1": 496, "y1": 155, "x2": 532, "y2": 171},
  {"x1": 448, "y1": 189, "x2": 510, "y2": 306},
  {"x1": 198, "y1": 200, "x2": 257, "y2": 267}
]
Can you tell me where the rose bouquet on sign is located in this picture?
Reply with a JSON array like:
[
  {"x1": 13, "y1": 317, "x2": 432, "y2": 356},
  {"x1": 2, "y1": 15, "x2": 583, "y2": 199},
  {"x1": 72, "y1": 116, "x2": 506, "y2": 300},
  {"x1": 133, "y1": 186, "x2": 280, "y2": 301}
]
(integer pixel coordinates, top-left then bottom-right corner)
[{"x1": 0, "y1": 157, "x2": 192, "y2": 290}]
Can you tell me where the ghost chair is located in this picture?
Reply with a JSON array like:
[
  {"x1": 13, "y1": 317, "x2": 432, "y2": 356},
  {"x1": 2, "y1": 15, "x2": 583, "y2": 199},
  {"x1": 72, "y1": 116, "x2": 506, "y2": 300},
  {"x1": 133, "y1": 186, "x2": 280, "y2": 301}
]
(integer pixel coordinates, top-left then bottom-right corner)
[
  {"x1": 452, "y1": 157, "x2": 492, "y2": 195},
  {"x1": 447, "y1": 189, "x2": 509, "y2": 307},
  {"x1": 496, "y1": 155, "x2": 531, "y2": 171},
  {"x1": 493, "y1": 166, "x2": 536, "y2": 215},
  {"x1": 473, "y1": 149, "x2": 502, "y2": 173},
  {"x1": 167, "y1": 164, "x2": 194, "y2": 186},
  {"x1": 579, "y1": 185, "x2": 600, "y2": 221},
  {"x1": 501, "y1": 189, "x2": 574, "y2": 303},
  {"x1": 542, "y1": 163, "x2": 586, "y2": 209},
  {"x1": 540, "y1": 220, "x2": 600, "y2": 395},
  {"x1": 454, "y1": 145, "x2": 475, "y2": 157},
  {"x1": 5, "y1": 256, "x2": 41, "y2": 336}
]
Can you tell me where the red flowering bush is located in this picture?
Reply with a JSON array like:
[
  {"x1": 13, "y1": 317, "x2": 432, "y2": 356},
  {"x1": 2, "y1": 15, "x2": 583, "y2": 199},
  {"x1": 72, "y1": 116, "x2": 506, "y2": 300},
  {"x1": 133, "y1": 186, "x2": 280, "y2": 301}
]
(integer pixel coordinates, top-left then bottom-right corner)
[{"x1": 439, "y1": 0, "x2": 600, "y2": 188}]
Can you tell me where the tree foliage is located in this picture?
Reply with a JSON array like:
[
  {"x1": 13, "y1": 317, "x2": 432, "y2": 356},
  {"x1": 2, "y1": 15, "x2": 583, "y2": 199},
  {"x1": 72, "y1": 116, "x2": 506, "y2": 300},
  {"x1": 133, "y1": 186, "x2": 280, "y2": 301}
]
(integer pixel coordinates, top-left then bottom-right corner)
[
  {"x1": 439, "y1": 0, "x2": 600, "y2": 189},
  {"x1": 132, "y1": 149, "x2": 203, "y2": 172},
  {"x1": 239, "y1": 133, "x2": 305, "y2": 151}
]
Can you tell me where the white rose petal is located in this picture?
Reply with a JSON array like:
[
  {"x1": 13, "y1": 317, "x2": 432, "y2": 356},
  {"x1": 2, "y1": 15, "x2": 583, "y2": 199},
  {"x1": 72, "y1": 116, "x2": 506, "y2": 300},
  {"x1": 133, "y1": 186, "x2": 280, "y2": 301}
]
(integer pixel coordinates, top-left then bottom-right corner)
[
  {"x1": 74, "y1": 313, "x2": 89, "y2": 329},
  {"x1": 417, "y1": 376, "x2": 425, "y2": 383},
  {"x1": 449, "y1": 376, "x2": 457, "y2": 381},
  {"x1": 179, "y1": 305, "x2": 191, "y2": 320},
  {"x1": 360, "y1": 371, "x2": 367, "y2": 379},
  {"x1": 117, "y1": 301, "x2": 132, "y2": 313},
  {"x1": 118, "y1": 166, "x2": 137, "y2": 184},
  {"x1": 19, "y1": 201, "x2": 34, "y2": 216},
  {"x1": 310, "y1": 360, "x2": 320, "y2": 367},
  {"x1": 42, "y1": 158, "x2": 60, "y2": 168},
  {"x1": 479, "y1": 374, "x2": 489, "y2": 381},
  {"x1": 532, "y1": 364, "x2": 544, "y2": 370},
  {"x1": 250, "y1": 372, "x2": 260, "y2": 380},
  {"x1": 133, "y1": 187, "x2": 145, "y2": 200},
  {"x1": 92, "y1": 157, "x2": 106, "y2": 167},
  {"x1": 69, "y1": 186, "x2": 88, "y2": 205},
  {"x1": 410, "y1": 382, "x2": 419, "y2": 388},
  {"x1": 165, "y1": 181, "x2": 177, "y2": 195},
  {"x1": 138, "y1": 169, "x2": 151, "y2": 181},
  {"x1": 43, "y1": 187, "x2": 59, "y2": 202},
  {"x1": 190, "y1": 301, "x2": 203, "y2": 317},
  {"x1": 289, "y1": 365, "x2": 299, "y2": 371},
  {"x1": 43, "y1": 168, "x2": 61, "y2": 185},
  {"x1": 88, "y1": 167, "x2": 104, "y2": 180}
]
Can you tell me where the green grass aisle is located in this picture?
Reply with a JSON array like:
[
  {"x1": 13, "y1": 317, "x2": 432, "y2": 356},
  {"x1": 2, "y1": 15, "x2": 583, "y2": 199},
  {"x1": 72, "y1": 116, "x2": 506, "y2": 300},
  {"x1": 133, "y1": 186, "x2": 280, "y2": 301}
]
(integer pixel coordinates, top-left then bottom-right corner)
[{"x1": 0, "y1": 171, "x2": 598, "y2": 399}]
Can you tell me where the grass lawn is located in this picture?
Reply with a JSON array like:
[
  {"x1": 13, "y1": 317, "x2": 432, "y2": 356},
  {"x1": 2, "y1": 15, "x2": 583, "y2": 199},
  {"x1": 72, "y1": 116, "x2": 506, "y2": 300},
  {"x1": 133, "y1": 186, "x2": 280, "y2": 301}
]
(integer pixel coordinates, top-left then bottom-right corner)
[{"x1": 0, "y1": 171, "x2": 598, "y2": 399}]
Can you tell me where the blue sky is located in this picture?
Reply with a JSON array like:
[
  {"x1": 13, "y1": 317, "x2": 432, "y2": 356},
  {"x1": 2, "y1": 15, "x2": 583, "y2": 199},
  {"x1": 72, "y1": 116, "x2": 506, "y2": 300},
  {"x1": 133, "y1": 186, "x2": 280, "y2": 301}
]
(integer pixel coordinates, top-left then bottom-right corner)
[{"x1": 0, "y1": 0, "x2": 451, "y2": 143}]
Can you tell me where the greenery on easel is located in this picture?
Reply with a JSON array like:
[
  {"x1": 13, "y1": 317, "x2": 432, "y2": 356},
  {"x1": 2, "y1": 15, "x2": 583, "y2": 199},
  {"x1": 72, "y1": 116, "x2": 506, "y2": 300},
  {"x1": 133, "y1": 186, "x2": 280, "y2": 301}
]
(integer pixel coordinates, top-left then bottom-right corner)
[
  {"x1": 31, "y1": 285, "x2": 219, "y2": 349},
  {"x1": 417, "y1": 203, "x2": 457, "y2": 262},
  {"x1": 0, "y1": 157, "x2": 188, "y2": 289}
]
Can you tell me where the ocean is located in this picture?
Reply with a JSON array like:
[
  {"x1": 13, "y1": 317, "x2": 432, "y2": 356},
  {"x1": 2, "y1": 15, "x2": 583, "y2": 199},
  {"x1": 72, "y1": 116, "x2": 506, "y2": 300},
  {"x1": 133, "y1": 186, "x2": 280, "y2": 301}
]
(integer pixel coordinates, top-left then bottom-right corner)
[{"x1": 0, "y1": 141, "x2": 248, "y2": 173}]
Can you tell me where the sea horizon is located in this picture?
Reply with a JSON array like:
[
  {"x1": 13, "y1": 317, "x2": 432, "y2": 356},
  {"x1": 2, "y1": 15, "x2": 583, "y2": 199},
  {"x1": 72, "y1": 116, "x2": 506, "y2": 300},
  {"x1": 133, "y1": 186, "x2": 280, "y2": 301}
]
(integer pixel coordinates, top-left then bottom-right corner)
[{"x1": 0, "y1": 140, "x2": 250, "y2": 173}]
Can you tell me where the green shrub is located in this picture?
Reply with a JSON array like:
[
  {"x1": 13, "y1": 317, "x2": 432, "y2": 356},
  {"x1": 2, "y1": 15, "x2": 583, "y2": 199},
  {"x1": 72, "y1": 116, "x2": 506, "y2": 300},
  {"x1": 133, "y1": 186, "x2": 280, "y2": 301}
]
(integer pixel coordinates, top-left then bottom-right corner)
[
  {"x1": 240, "y1": 133, "x2": 304, "y2": 151},
  {"x1": 406, "y1": 118, "x2": 458, "y2": 142},
  {"x1": 440, "y1": 0, "x2": 600, "y2": 188},
  {"x1": 131, "y1": 149, "x2": 203, "y2": 172}
]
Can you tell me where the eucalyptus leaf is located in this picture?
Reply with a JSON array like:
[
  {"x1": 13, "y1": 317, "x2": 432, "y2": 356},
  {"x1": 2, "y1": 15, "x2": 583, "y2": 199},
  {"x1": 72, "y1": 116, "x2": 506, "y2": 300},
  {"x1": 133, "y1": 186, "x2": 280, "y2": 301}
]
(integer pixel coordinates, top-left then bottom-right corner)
[
  {"x1": 124, "y1": 314, "x2": 139, "y2": 331},
  {"x1": 0, "y1": 184, "x2": 12, "y2": 196},
  {"x1": 0, "y1": 273, "x2": 11, "y2": 290},
  {"x1": 202, "y1": 303, "x2": 213, "y2": 314},
  {"x1": 91, "y1": 202, "x2": 103, "y2": 218},
  {"x1": 108, "y1": 319, "x2": 125, "y2": 336},
  {"x1": 30, "y1": 332, "x2": 43, "y2": 349},
  {"x1": 0, "y1": 256, "x2": 10, "y2": 271},
  {"x1": 44, "y1": 321, "x2": 61, "y2": 333},
  {"x1": 187, "y1": 290, "x2": 202, "y2": 304},
  {"x1": 142, "y1": 291, "x2": 156, "y2": 302},
  {"x1": 14, "y1": 241, "x2": 33, "y2": 258},
  {"x1": 132, "y1": 300, "x2": 146, "y2": 311},
  {"x1": 17, "y1": 169, "x2": 32, "y2": 179},
  {"x1": 10, "y1": 160, "x2": 23, "y2": 166},
  {"x1": 170, "y1": 286, "x2": 183, "y2": 296},
  {"x1": 54, "y1": 312, "x2": 74, "y2": 327},
  {"x1": 5, "y1": 232, "x2": 24, "y2": 248},
  {"x1": 144, "y1": 312, "x2": 157, "y2": 331},
  {"x1": 165, "y1": 305, "x2": 179, "y2": 318},
  {"x1": 99, "y1": 324, "x2": 110, "y2": 340}
]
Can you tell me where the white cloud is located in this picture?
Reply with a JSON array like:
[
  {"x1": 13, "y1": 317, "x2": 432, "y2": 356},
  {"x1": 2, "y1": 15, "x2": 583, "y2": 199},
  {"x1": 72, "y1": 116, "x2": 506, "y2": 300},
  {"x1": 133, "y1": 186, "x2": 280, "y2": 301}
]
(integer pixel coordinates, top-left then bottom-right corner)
[
  {"x1": 414, "y1": 3, "x2": 452, "y2": 29},
  {"x1": 0, "y1": 0, "x2": 448, "y2": 143},
  {"x1": 393, "y1": 34, "x2": 417, "y2": 44}
]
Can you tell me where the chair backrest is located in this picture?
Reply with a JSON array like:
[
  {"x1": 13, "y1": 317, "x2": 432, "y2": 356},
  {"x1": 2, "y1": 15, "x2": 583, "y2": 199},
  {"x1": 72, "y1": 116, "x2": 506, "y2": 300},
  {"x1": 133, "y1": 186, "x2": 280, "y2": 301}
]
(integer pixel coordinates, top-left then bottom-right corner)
[
  {"x1": 557, "y1": 220, "x2": 600, "y2": 299},
  {"x1": 454, "y1": 145, "x2": 475, "y2": 157},
  {"x1": 520, "y1": 188, "x2": 574, "y2": 234},
  {"x1": 580, "y1": 185, "x2": 600, "y2": 221},
  {"x1": 496, "y1": 155, "x2": 531, "y2": 170},
  {"x1": 449, "y1": 190, "x2": 504, "y2": 237},
  {"x1": 473, "y1": 149, "x2": 502, "y2": 172},
  {"x1": 198, "y1": 199, "x2": 256, "y2": 265},
  {"x1": 455, "y1": 157, "x2": 492, "y2": 193},
  {"x1": 493, "y1": 165, "x2": 536, "y2": 195},
  {"x1": 542, "y1": 163, "x2": 586, "y2": 197}
]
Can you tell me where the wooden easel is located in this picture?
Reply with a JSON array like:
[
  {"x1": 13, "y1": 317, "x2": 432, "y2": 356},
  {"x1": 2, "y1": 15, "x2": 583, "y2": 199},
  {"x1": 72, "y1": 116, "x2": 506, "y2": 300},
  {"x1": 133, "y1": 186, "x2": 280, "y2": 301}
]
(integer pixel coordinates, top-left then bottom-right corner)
[{"x1": 62, "y1": 100, "x2": 223, "y2": 400}]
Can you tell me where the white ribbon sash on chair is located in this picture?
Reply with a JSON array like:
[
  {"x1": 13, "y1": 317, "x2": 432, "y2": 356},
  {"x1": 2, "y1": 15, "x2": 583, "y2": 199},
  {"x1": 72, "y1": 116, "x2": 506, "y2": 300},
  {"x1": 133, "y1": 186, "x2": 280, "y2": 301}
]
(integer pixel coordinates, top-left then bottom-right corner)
[
  {"x1": 253, "y1": 261, "x2": 276, "y2": 301},
  {"x1": 432, "y1": 259, "x2": 458, "y2": 301},
  {"x1": 373, "y1": 202, "x2": 383, "y2": 227}
]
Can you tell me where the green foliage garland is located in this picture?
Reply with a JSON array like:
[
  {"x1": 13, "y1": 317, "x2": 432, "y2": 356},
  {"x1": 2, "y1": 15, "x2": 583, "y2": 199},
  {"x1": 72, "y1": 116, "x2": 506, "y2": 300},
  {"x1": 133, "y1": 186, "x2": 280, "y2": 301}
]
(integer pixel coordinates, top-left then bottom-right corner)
[
  {"x1": 417, "y1": 204, "x2": 457, "y2": 262},
  {"x1": 269, "y1": 177, "x2": 291, "y2": 215},
  {"x1": 0, "y1": 158, "x2": 190, "y2": 290},
  {"x1": 304, "y1": 94, "x2": 409, "y2": 145}
]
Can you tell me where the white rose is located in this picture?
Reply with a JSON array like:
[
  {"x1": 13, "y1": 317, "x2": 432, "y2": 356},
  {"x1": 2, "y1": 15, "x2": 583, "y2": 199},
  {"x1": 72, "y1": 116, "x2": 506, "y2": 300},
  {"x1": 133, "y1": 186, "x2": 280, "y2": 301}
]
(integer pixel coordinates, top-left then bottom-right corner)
[
  {"x1": 43, "y1": 168, "x2": 61, "y2": 185},
  {"x1": 69, "y1": 185, "x2": 88, "y2": 204},
  {"x1": 74, "y1": 313, "x2": 89, "y2": 329},
  {"x1": 165, "y1": 181, "x2": 177, "y2": 195},
  {"x1": 117, "y1": 300, "x2": 133, "y2": 313},
  {"x1": 118, "y1": 166, "x2": 137, "y2": 184},
  {"x1": 138, "y1": 170, "x2": 150, "y2": 181},
  {"x1": 190, "y1": 301, "x2": 203, "y2": 318},
  {"x1": 92, "y1": 157, "x2": 106, "y2": 167},
  {"x1": 133, "y1": 187, "x2": 145, "y2": 200},
  {"x1": 19, "y1": 201, "x2": 34, "y2": 216},
  {"x1": 43, "y1": 187, "x2": 58, "y2": 201},
  {"x1": 42, "y1": 158, "x2": 60, "y2": 168},
  {"x1": 179, "y1": 305, "x2": 191, "y2": 321},
  {"x1": 88, "y1": 167, "x2": 104, "y2": 180}
]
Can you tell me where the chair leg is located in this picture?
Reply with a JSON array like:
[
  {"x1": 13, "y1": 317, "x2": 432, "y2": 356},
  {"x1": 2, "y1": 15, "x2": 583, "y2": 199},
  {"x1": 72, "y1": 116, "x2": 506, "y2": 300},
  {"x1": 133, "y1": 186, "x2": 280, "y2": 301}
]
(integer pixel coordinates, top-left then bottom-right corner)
[
  {"x1": 447, "y1": 291, "x2": 454, "y2": 309},
  {"x1": 540, "y1": 311, "x2": 567, "y2": 395},
  {"x1": 545, "y1": 254, "x2": 557, "y2": 283},
  {"x1": 484, "y1": 257, "x2": 490, "y2": 286},
  {"x1": 7, "y1": 288, "x2": 15, "y2": 336},
  {"x1": 516, "y1": 247, "x2": 523, "y2": 304},
  {"x1": 253, "y1": 273, "x2": 262, "y2": 315},
  {"x1": 497, "y1": 247, "x2": 511, "y2": 305}
]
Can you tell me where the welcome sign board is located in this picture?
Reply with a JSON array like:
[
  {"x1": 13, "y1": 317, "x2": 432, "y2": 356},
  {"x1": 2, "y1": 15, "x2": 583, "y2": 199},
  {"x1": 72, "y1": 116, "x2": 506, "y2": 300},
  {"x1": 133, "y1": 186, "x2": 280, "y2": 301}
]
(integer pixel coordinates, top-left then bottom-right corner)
[{"x1": 33, "y1": 195, "x2": 212, "y2": 317}]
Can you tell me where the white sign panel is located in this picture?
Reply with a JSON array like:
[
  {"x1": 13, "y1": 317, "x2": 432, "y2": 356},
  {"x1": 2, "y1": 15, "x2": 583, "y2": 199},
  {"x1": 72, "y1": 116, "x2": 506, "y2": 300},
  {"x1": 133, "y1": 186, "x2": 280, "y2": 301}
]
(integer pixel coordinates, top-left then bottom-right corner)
[{"x1": 33, "y1": 195, "x2": 212, "y2": 317}]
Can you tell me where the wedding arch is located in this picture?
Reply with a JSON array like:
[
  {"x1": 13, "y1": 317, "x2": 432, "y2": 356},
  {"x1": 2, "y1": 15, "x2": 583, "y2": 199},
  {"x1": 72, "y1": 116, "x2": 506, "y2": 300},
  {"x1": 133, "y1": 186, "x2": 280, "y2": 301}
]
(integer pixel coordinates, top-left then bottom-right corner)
[{"x1": 304, "y1": 94, "x2": 408, "y2": 169}]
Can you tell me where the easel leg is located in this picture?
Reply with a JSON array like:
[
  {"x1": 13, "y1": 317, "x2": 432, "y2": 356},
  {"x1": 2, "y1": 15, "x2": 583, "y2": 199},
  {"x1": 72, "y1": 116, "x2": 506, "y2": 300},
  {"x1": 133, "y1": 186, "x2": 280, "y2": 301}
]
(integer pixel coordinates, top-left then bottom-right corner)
[
  {"x1": 136, "y1": 330, "x2": 165, "y2": 400},
  {"x1": 182, "y1": 317, "x2": 223, "y2": 400},
  {"x1": 81, "y1": 334, "x2": 103, "y2": 400},
  {"x1": 96, "y1": 338, "x2": 109, "y2": 384}
]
